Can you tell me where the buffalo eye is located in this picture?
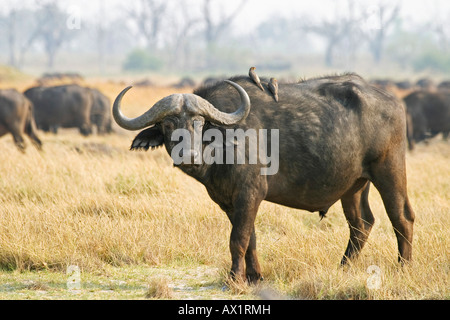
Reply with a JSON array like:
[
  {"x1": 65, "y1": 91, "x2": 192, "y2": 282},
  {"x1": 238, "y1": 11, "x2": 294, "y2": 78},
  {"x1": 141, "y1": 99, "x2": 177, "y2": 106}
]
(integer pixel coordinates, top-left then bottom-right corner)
[{"x1": 162, "y1": 119, "x2": 176, "y2": 132}]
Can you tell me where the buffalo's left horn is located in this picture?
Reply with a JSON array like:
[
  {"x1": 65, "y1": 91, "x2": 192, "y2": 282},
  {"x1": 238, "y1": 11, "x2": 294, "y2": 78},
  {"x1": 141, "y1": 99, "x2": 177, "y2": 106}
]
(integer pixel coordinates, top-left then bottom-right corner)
[{"x1": 195, "y1": 80, "x2": 251, "y2": 125}]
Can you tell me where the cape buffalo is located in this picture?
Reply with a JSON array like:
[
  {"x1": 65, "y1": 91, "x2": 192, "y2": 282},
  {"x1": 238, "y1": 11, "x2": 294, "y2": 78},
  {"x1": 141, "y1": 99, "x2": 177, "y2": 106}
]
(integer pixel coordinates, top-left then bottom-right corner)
[
  {"x1": 24, "y1": 84, "x2": 93, "y2": 136},
  {"x1": 403, "y1": 90, "x2": 450, "y2": 148},
  {"x1": 90, "y1": 88, "x2": 113, "y2": 135},
  {"x1": 113, "y1": 73, "x2": 415, "y2": 283},
  {"x1": 0, "y1": 89, "x2": 42, "y2": 152}
]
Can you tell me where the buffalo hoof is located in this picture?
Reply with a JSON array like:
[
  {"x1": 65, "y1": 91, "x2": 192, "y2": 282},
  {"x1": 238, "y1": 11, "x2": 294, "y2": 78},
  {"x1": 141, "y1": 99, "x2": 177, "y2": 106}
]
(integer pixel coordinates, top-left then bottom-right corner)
[{"x1": 247, "y1": 274, "x2": 264, "y2": 285}]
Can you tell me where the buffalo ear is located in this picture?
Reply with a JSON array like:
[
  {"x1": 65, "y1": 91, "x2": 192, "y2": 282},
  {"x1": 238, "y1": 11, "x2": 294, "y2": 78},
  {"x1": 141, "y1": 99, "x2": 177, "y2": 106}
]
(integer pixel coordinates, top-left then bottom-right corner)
[{"x1": 130, "y1": 127, "x2": 164, "y2": 151}]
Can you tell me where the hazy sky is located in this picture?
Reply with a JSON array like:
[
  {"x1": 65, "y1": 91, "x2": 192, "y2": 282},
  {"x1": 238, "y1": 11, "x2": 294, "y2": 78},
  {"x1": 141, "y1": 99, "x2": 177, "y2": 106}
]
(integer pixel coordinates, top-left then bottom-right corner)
[
  {"x1": 3, "y1": 0, "x2": 450, "y2": 34},
  {"x1": 228, "y1": 0, "x2": 450, "y2": 31}
]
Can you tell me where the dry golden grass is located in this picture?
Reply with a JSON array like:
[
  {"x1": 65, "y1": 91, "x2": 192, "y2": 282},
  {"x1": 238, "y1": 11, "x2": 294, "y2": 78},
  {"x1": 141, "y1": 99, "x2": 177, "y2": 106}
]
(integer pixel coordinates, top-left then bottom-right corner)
[
  {"x1": 0, "y1": 80, "x2": 448, "y2": 299},
  {"x1": 145, "y1": 277, "x2": 174, "y2": 299}
]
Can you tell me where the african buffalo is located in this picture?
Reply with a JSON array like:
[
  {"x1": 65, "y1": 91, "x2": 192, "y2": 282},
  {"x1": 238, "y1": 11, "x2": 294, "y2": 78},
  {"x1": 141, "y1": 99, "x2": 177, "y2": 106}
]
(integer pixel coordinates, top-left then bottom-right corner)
[
  {"x1": 438, "y1": 80, "x2": 450, "y2": 91},
  {"x1": 403, "y1": 90, "x2": 450, "y2": 147},
  {"x1": 24, "y1": 84, "x2": 93, "y2": 136},
  {"x1": 90, "y1": 88, "x2": 113, "y2": 135},
  {"x1": 113, "y1": 73, "x2": 415, "y2": 283},
  {"x1": 0, "y1": 89, "x2": 42, "y2": 152}
]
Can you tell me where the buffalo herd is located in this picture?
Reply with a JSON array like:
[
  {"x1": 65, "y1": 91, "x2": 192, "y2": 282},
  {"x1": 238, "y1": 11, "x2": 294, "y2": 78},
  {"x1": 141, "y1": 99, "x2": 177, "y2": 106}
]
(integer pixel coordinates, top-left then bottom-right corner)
[
  {"x1": 0, "y1": 88, "x2": 42, "y2": 152},
  {"x1": 1, "y1": 74, "x2": 448, "y2": 152},
  {"x1": 0, "y1": 70, "x2": 448, "y2": 283},
  {"x1": 1, "y1": 83, "x2": 112, "y2": 151},
  {"x1": 370, "y1": 78, "x2": 450, "y2": 150},
  {"x1": 111, "y1": 72, "x2": 448, "y2": 282}
]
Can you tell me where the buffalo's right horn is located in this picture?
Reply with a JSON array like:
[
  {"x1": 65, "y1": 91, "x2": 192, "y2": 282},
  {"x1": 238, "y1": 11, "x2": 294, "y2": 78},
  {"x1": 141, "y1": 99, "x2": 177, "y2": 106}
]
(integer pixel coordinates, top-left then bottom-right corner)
[
  {"x1": 112, "y1": 86, "x2": 183, "y2": 131},
  {"x1": 113, "y1": 80, "x2": 251, "y2": 130}
]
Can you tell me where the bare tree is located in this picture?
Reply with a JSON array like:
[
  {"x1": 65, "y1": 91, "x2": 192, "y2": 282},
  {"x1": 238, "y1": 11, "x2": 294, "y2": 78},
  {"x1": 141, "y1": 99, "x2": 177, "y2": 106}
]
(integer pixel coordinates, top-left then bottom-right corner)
[
  {"x1": 0, "y1": 1, "x2": 29, "y2": 68},
  {"x1": 32, "y1": 1, "x2": 79, "y2": 69},
  {"x1": 306, "y1": 21, "x2": 353, "y2": 67},
  {"x1": 431, "y1": 12, "x2": 450, "y2": 53},
  {"x1": 202, "y1": 0, "x2": 247, "y2": 46},
  {"x1": 127, "y1": 0, "x2": 168, "y2": 49},
  {"x1": 364, "y1": 1, "x2": 400, "y2": 64},
  {"x1": 304, "y1": 1, "x2": 360, "y2": 67},
  {"x1": 4, "y1": 8, "x2": 18, "y2": 67},
  {"x1": 201, "y1": 0, "x2": 248, "y2": 68},
  {"x1": 0, "y1": 1, "x2": 49, "y2": 69},
  {"x1": 168, "y1": 4, "x2": 200, "y2": 71},
  {"x1": 96, "y1": 0, "x2": 107, "y2": 74}
]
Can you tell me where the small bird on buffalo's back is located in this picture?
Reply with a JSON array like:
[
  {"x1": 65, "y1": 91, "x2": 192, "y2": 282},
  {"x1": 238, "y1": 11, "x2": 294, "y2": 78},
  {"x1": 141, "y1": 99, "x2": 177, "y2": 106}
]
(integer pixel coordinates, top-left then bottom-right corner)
[
  {"x1": 249, "y1": 67, "x2": 265, "y2": 92},
  {"x1": 268, "y1": 78, "x2": 279, "y2": 102}
]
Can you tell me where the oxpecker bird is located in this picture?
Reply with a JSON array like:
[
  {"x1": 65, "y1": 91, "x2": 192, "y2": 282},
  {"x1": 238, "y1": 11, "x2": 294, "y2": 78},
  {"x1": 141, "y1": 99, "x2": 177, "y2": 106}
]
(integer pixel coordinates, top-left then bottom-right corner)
[
  {"x1": 249, "y1": 67, "x2": 265, "y2": 91},
  {"x1": 268, "y1": 78, "x2": 279, "y2": 102}
]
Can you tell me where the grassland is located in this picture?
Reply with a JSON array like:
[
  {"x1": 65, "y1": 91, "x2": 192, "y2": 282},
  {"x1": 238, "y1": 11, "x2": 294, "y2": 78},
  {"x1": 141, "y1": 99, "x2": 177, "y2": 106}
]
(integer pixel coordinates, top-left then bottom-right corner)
[{"x1": 0, "y1": 80, "x2": 449, "y2": 300}]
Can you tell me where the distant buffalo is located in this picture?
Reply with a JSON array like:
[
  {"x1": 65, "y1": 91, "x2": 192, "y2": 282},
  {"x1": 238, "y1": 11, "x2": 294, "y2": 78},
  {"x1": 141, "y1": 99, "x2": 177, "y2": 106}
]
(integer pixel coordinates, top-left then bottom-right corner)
[
  {"x1": 172, "y1": 77, "x2": 196, "y2": 88},
  {"x1": 416, "y1": 78, "x2": 435, "y2": 91},
  {"x1": 437, "y1": 81, "x2": 450, "y2": 91},
  {"x1": 202, "y1": 76, "x2": 227, "y2": 87},
  {"x1": 90, "y1": 88, "x2": 113, "y2": 135},
  {"x1": 37, "y1": 72, "x2": 84, "y2": 85},
  {"x1": 403, "y1": 90, "x2": 450, "y2": 148},
  {"x1": 0, "y1": 89, "x2": 42, "y2": 152},
  {"x1": 24, "y1": 84, "x2": 94, "y2": 136}
]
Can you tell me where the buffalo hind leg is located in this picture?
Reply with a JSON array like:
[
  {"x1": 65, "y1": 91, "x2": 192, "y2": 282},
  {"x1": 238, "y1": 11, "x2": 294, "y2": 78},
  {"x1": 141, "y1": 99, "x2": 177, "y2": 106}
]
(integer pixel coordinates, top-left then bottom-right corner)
[
  {"x1": 10, "y1": 129, "x2": 26, "y2": 153},
  {"x1": 25, "y1": 120, "x2": 43, "y2": 150},
  {"x1": 371, "y1": 154, "x2": 415, "y2": 263},
  {"x1": 341, "y1": 180, "x2": 375, "y2": 265}
]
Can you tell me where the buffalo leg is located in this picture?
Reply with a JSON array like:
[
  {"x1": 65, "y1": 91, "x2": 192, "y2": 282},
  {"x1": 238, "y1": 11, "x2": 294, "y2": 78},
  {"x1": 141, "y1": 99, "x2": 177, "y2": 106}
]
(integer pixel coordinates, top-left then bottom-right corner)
[
  {"x1": 371, "y1": 154, "x2": 415, "y2": 263},
  {"x1": 225, "y1": 209, "x2": 262, "y2": 284},
  {"x1": 0, "y1": 126, "x2": 7, "y2": 138},
  {"x1": 245, "y1": 228, "x2": 263, "y2": 283},
  {"x1": 227, "y1": 193, "x2": 264, "y2": 283},
  {"x1": 10, "y1": 129, "x2": 26, "y2": 152},
  {"x1": 28, "y1": 132, "x2": 42, "y2": 150},
  {"x1": 25, "y1": 126, "x2": 42, "y2": 150},
  {"x1": 341, "y1": 181, "x2": 374, "y2": 265},
  {"x1": 79, "y1": 124, "x2": 92, "y2": 136}
]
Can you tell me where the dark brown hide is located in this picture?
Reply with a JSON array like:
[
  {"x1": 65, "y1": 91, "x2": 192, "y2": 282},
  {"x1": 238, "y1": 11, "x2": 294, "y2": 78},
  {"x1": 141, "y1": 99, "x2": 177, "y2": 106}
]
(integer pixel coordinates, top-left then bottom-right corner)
[
  {"x1": 114, "y1": 73, "x2": 415, "y2": 283},
  {"x1": 0, "y1": 89, "x2": 42, "y2": 152},
  {"x1": 24, "y1": 84, "x2": 94, "y2": 136}
]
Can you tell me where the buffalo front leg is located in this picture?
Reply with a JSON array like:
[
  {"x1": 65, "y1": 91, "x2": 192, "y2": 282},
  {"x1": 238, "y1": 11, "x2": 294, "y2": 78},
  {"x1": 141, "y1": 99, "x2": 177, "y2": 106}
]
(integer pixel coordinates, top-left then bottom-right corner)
[
  {"x1": 225, "y1": 209, "x2": 262, "y2": 284},
  {"x1": 227, "y1": 194, "x2": 264, "y2": 284},
  {"x1": 245, "y1": 228, "x2": 263, "y2": 283}
]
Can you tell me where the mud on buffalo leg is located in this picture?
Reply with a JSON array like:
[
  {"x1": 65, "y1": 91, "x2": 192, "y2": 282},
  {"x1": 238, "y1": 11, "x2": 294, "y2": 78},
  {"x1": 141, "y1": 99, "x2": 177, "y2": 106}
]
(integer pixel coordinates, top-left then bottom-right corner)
[
  {"x1": 340, "y1": 181, "x2": 374, "y2": 265},
  {"x1": 370, "y1": 152, "x2": 415, "y2": 264}
]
